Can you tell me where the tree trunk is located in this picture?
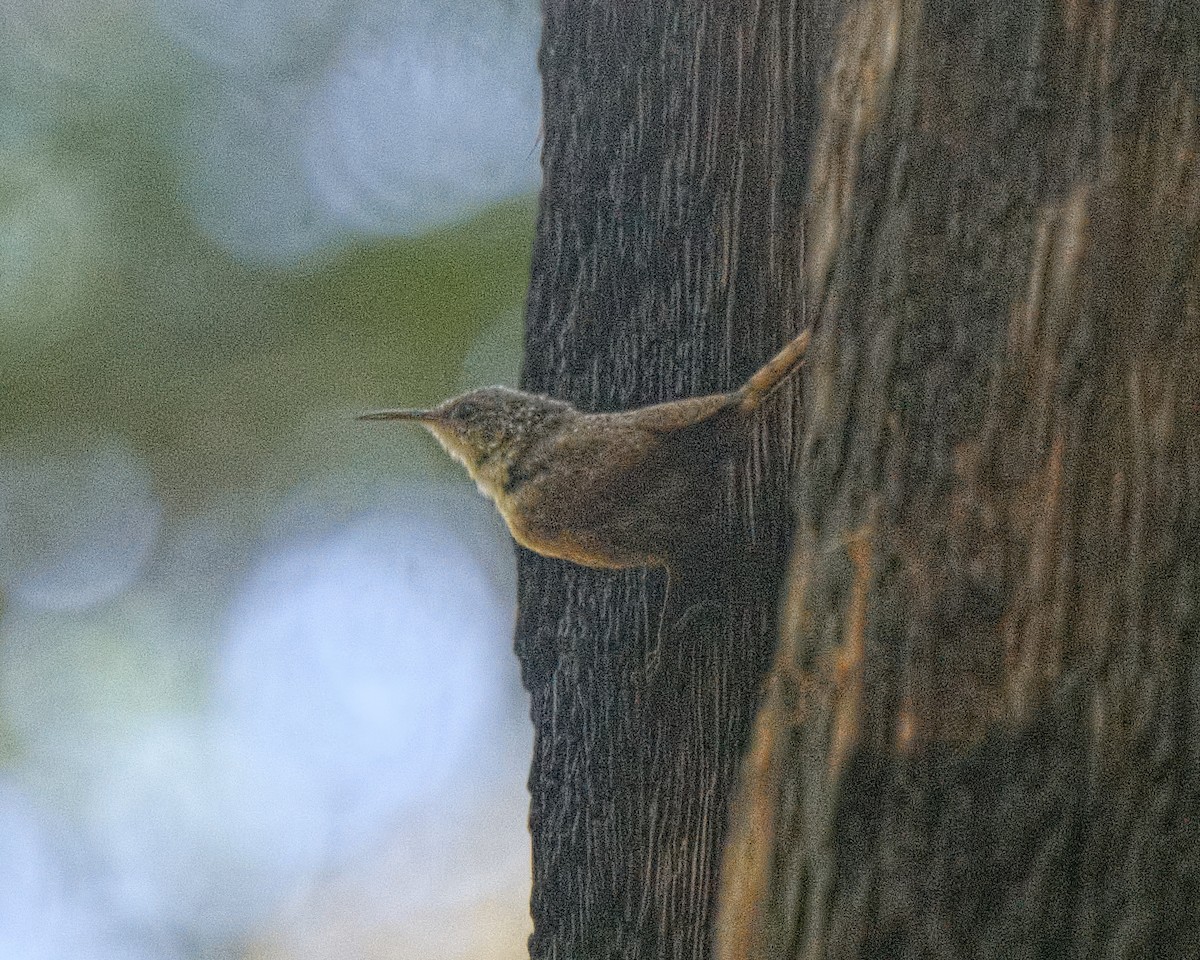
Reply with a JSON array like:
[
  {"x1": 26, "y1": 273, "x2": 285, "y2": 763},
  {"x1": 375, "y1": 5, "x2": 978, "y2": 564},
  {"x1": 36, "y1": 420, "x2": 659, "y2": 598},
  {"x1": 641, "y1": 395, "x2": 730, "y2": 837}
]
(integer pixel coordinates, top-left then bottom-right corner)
[
  {"x1": 717, "y1": 3, "x2": 1200, "y2": 959},
  {"x1": 516, "y1": 2, "x2": 823, "y2": 958},
  {"x1": 520, "y1": 0, "x2": 1198, "y2": 957}
]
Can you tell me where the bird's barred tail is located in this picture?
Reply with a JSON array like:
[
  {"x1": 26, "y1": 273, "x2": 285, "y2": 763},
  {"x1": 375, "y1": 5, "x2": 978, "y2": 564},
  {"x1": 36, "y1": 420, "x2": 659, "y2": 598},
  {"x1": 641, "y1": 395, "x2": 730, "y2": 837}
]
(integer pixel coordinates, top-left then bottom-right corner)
[{"x1": 736, "y1": 327, "x2": 811, "y2": 413}]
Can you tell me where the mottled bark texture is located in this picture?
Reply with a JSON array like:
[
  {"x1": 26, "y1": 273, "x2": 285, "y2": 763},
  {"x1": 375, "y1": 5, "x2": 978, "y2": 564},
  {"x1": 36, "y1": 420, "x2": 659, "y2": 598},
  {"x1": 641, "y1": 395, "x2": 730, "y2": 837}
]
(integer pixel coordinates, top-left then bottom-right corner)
[
  {"x1": 516, "y1": 1, "x2": 829, "y2": 957},
  {"x1": 717, "y1": 3, "x2": 1200, "y2": 959}
]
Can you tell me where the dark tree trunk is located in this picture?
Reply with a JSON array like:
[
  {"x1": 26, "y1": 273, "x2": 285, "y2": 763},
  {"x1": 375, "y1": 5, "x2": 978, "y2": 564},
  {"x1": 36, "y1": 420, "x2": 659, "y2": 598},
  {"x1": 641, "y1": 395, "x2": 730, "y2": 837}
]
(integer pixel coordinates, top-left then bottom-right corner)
[
  {"x1": 516, "y1": 2, "x2": 823, "y2": 958},
  {"x1": 519, "y1": 0, "x2": 1198, "y2": 957},
  {"x1": 717, "y1": 3, "x2": 1200, "y2": 959}
]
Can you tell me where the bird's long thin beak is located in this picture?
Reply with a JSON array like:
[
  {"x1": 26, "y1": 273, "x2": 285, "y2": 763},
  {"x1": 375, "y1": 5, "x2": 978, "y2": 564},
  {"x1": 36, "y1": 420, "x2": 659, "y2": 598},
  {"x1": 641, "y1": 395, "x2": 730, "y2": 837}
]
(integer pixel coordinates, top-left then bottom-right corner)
[{"x1": 356, "y1": 408, "x2": 437, "y2": 422}]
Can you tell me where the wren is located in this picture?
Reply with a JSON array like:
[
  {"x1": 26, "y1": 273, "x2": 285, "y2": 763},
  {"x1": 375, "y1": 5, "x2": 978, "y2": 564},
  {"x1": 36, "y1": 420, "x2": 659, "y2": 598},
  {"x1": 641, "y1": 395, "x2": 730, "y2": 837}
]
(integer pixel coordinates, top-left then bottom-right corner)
[{"x1": 360, "y1": 328, "x2": 810, "y2": 632}]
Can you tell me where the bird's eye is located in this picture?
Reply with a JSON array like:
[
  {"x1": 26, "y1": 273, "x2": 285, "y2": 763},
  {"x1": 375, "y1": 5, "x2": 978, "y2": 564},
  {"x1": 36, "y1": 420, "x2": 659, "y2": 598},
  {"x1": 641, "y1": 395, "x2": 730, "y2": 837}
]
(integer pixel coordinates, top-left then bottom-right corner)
[{"x1": 454, "y1": 401, "x2": 478, "y2": 420}]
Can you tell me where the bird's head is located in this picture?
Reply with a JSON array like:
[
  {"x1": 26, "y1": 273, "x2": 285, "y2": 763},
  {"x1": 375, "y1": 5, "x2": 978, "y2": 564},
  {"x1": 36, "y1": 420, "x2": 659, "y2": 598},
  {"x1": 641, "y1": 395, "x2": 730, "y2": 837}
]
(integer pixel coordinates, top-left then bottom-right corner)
[{"x1": 359, "y1": 386, "x2": 572, "y2": 495}]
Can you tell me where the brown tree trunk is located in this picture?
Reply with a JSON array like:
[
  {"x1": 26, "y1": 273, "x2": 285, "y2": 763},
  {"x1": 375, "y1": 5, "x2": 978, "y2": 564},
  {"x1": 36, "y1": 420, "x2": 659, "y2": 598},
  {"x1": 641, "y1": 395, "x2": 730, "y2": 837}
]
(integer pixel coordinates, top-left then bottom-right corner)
[
  {"x1": 520, "y1": 0, "x2": 1198, "y2": 957},
  {"x1": 516, "y1": 2, "x2": 822, "y2": 958},
  {"x1": 717, "y1": 3, "x2": 1200, "y2": 959}
]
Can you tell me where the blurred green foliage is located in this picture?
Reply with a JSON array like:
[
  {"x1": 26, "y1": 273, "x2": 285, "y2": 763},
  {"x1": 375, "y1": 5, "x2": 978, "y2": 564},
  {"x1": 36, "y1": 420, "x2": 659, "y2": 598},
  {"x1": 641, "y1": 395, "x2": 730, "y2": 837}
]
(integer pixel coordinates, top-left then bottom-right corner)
[
  {"x1": 0, "y1": 130, "x2": 535, "y2": 507},
  {"x1": 0, "y1": 4, "x2": 538, "y2": 953}
]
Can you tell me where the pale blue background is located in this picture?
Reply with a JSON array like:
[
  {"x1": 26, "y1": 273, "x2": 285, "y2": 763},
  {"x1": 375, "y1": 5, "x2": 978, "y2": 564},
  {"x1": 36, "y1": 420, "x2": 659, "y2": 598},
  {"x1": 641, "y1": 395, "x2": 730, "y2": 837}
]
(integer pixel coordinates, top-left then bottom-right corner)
[{"x1": 0, "y1": 0, "x2": 542, "y2": 955}]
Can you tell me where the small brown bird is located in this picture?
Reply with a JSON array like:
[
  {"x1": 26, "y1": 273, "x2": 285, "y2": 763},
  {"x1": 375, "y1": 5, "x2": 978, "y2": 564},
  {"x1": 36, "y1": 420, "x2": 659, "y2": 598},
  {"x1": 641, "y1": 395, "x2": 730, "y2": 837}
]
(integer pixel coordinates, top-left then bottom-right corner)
[{"x1": 360, "y1": 328, "x2": 810, "y2": 630}]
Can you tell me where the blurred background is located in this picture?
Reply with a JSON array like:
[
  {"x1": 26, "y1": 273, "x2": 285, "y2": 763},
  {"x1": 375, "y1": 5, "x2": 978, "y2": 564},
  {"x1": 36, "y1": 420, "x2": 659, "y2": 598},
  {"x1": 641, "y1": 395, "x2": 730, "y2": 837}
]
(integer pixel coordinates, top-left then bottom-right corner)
[{"x1": 0, "y1": 0, "x2": 541, "y2": 956}]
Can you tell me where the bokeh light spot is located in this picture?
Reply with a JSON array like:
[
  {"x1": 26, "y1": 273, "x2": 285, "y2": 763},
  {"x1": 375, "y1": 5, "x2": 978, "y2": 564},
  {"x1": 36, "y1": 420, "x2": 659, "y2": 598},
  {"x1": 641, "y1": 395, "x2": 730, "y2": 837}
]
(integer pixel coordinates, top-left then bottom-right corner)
[
  {"x1": 0, "y1": 437, "x2": 161, "y2": 612},
  {"x1": 217, "y1": 487, "x2": 515, "y2": 849}
]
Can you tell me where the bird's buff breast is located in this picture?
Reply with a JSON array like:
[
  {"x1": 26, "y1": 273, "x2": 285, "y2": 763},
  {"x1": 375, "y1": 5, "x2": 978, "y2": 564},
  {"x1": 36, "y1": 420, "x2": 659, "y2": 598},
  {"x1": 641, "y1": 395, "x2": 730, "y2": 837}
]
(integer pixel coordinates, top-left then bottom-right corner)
[
  {"x1": 441, "y1": 431, "x2": 658, "y2": 569},
  {"x1": 506, "y1": 507, "x2": 650, "y2": 568},
  {"x1": 490, "y1": 484, "x2": 655, "y2": 569},
  {"x1": 440, "y1": 446, "x2": 572, "y2": 561}
]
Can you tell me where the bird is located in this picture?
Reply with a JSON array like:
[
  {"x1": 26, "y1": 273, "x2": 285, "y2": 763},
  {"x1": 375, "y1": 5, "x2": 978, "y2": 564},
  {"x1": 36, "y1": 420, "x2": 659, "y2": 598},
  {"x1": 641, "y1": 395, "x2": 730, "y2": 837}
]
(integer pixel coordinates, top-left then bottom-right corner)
[{"x1": 359, "y1": 327, "x2": 810, "y2": 638}]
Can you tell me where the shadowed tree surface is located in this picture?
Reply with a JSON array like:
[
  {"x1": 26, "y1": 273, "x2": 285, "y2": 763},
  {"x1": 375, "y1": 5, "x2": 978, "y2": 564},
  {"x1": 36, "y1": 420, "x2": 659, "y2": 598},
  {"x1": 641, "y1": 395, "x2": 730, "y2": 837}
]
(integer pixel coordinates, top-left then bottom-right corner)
[
  {"x1": 516, "y1": 1, "x2": 824, "y2": 958},
  {"x1": 717, "y1": 2, "x2": 1200, "y2": 959},
  {"x1": 518, "y1": 0, "x2": 1198, "y2": 958}
]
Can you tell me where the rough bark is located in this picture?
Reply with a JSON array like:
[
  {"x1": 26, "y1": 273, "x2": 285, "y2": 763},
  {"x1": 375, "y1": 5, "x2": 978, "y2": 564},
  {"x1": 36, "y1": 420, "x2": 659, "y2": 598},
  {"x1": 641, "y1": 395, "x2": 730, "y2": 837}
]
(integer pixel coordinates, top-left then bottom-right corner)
[
  {"x1": 717, "y1": 3, "x2": 1200, "y2": 959},
  {"x1": 516, "y1": 2, "x2": 825, "y2": 958}
]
